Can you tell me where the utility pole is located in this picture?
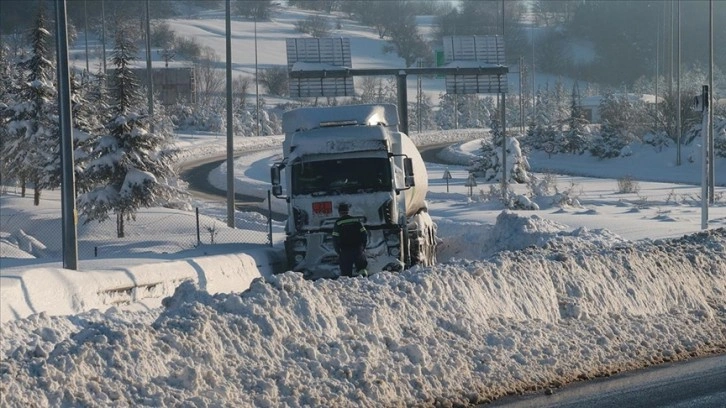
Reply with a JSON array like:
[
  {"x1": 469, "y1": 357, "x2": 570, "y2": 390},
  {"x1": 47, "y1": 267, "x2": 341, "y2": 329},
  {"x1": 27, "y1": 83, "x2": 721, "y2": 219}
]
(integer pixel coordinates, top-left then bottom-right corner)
[
  {"x1": 531, "y1": 25, "x2": 536, "y2": 121},
  {"x1": 501, "y1": 0, "x2": 507, "y2": 197},
  {"x1": 676, "y1": 0, "x2": 681, "y2": 166},
  {"x1": 698, "y1": 86, "x2": 710, "y2": 230},
  {"x1": 55, "y1": 0, "x2": 79, "y2": 270},
  {"x1": 255, "y1": 15, "x2": 260, "y2": 136},
  {"x1": 101, "y1": 0, "x2": 106, "y2": 74},
  {"x1": 84, "y1": 0, "x2": 89, "y2": 74},
  {"x1": 655, "y1": 5, "x2": 659, "y2": 132},
  {"x1": 708, "y1": 0, "x2": 715, "y2": 203},
  {"x1": 417, "y1": 58, "x2": 422, "y2": 133},
  {"x1": 225, "y1": 0, "x2": 235, "y2": 228},
  {"x1": 145, "y1": 0, "x2": 154, "y2": 132},
  {"x1": 519, "y1": 56, "x2": 524, "y2": 133}
]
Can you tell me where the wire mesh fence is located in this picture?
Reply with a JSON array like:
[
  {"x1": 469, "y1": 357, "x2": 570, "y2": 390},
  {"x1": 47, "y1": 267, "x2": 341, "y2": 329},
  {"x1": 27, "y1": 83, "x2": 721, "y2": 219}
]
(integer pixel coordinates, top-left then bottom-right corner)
[{"x1": 1, "y1": 188, "x2": 278, "y2": 267}]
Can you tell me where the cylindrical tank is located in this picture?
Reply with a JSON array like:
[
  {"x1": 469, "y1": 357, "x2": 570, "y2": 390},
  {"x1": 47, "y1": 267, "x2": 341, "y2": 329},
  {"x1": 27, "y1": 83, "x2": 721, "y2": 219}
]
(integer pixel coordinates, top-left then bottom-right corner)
[{"x1": 398, "y1": 131, "x2": 428, "y2": 217}]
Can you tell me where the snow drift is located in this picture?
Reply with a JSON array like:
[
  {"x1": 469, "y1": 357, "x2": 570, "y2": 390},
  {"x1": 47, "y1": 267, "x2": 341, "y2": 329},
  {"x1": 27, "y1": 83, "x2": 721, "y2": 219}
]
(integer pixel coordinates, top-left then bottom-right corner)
[{"x1": 1, "y1": 214, "x2": 724, "y2": 407}]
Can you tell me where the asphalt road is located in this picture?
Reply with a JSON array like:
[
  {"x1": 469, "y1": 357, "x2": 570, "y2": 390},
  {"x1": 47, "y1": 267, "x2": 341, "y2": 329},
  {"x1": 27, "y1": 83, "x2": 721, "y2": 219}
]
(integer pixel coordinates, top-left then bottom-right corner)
[
  {"x1": 179, "y1": 144, "x2": 453, "y2": 221},
  {"x1": 485, "y1": 353, "x2": 726, "y2": 407},
  {"x1": 179, "y1": 154, "x2": 287, "y2": 221}
]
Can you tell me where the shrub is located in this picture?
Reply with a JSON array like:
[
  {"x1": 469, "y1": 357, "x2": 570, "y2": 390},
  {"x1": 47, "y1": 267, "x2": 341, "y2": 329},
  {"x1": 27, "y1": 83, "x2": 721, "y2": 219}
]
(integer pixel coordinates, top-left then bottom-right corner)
[
  {"x1": 616, "y1": 175, "x2": 640, "y2": 194},
  {"x1": 294, "y1": 15, "x2": 332, "y2": 37}
]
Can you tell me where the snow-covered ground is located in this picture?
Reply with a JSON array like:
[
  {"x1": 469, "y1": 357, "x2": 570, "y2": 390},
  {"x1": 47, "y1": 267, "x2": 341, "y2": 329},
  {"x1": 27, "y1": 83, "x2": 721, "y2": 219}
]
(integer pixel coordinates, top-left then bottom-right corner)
[
  {"x1": 2, "y1": 4, "x2": 725, "y2": 407},
  {"x1": 2, "y1": 128, "x2": 725, "y2": 407}
]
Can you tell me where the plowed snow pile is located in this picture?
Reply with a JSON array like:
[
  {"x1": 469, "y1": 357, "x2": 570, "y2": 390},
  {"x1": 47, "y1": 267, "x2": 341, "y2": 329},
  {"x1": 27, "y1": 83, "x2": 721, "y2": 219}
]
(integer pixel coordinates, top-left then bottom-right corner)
[{"x1": 2, "y1": 213, "x2": 725, "y2": 407}]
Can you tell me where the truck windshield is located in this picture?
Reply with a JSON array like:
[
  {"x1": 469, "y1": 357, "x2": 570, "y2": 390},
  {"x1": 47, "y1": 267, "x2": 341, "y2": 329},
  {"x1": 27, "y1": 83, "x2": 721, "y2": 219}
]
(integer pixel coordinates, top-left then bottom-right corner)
[{"x1": 292, "y1": 158, "x2": 392, "y2": 195}]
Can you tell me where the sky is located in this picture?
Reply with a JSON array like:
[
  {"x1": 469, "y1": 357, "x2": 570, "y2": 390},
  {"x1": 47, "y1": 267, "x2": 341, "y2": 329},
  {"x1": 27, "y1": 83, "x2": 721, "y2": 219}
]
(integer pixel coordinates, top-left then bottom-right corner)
[{"x1": 2, "y1": 4, "x2": 726, "y2": 407}]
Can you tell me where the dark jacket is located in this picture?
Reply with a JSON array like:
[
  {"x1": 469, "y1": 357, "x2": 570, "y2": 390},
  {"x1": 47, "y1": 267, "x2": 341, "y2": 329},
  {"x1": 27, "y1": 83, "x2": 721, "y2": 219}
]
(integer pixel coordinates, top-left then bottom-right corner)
[{"x1": 332, "y1": 215, "x2": 367, "y2": 252}]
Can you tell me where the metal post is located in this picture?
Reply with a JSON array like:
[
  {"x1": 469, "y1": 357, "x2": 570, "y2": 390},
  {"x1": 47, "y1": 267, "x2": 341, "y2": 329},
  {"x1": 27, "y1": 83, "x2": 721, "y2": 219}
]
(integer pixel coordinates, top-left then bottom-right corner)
[
  {"x1": 55, "y1": 0, "x2": 78, "y2": 270},
  {"x1": 676, "y1": 0, "x2": 681, "y2": 165},
  {"x1": 225, "y1": 0, "x2": 235, "y2": 228},
  {"x1": 268, "y1": 190, "x2": 273, "y2": 246},
  {"x1": 397, "y1": 72, "x2": 409, "y2": 135},
  {"x1": 84, "y1": 0, "x2": 89, "y2": 74},
  {"x1": 145, "y1": 0, "x2": 154, "y2": 131},
  {"x1": 655, "y1": 9, "x2": 659, "y2": 132},
  {"x1": 519, "y1": 56, "x2": 524, "y2": 133},
  {"x1": 417, "y1": 59, "x2": 422, "y2": 133},
  {"x1": 196, "y1": 207, "x2": 201, "y2": 245},
  {"x1": 255, "y1": 16, "x2": 260, "y2": 136},
  {"x1": 501, "y1": 91, "x2": 507, "y2": 197},
  {"x1": 708, "y1": 0, "x2": 715, "y2": 203},
  {"x1": 531, "y1": 25, "x2": 536, "y2": 120},
  {"x1": 701, "y1": 86, "x2": 709, "y2": 230},
  {"x1": 101, "y1": 0, "x2": 106, "y2": 74}
]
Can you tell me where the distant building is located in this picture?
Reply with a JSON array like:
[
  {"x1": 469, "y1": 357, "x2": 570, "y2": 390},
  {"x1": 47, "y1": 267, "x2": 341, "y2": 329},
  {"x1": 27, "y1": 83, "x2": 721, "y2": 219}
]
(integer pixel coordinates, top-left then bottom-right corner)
[
  {"x1": 109, "y1": 67, "x2": 195, "y2": 106},
  {"x1": 580, "y1": 93, "x2": 656, "y2": 123}
]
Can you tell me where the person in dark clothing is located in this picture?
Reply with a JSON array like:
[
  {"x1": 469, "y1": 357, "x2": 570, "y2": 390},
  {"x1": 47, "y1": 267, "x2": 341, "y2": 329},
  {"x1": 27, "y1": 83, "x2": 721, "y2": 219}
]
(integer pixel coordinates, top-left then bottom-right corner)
[{"x1": 332, "y1": 203, "x2": 368, "y2": 277}]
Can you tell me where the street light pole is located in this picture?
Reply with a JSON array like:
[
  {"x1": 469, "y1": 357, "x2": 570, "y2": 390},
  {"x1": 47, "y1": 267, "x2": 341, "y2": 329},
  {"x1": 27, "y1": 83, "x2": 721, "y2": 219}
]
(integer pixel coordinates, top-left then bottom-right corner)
[
  {"x1": 676, "y1": 0, "x2": 681, "y2": 166},
  {"x1": 255, "y1": 15, "x2": 260, "y2": 136},
  {"x1": 145, "y1": 0, "x2": 154, "y2": 132},
  {"x1": 101, "y1": 0, "x2": 106, "y2": 74},
  {"x1": 84, "y1": 0, "x2": 89, "y2": 74},
  {"x1": 708, "y1": 0, "x2": 715, "y2": 203},
  {"x1": 55, "y1": 0, "x2": 79, "y2": 270},
  {"x1": 225, "y1": 0, "x2": 235, "y2": 228}
]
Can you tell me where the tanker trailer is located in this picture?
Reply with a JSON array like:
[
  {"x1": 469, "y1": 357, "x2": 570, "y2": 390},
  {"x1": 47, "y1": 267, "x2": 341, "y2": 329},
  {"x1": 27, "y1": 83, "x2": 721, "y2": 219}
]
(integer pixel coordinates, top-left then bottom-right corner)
[{"x1": 270, "y1": 103, "x2": 437, "y2": 278}]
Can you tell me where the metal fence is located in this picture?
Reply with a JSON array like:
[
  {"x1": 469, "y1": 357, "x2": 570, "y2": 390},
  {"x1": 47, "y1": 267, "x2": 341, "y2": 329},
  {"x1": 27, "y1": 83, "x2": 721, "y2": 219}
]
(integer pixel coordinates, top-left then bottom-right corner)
[{"x1": 1, "y1": 185, "x2": 279, "y2": 267}]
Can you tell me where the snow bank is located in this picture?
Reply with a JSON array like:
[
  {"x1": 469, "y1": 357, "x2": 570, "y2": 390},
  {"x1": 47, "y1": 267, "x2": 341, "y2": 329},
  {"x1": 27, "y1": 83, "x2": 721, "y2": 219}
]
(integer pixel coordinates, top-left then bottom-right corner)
[
  {"x1": 2, "y1": 225, "x2": 724, "y2": 407},
  {"x1": 0, "y1": 251, "x2": 281, "y2": 323}
]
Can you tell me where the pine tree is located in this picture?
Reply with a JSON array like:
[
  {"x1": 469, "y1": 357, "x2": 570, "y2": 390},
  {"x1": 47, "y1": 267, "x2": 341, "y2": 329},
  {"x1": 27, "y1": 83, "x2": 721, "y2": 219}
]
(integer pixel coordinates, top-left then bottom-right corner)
[
  {"x1": 71, "y1": 70, "x2": 106, "y2": 193},
  {"x1": 77, "y1": 25, "x2": 186, "y2": 238},
  {"x1": 409, "y1": 95, "x2": 436, "y2": 132},
  {"x1": 435, "y1": 93, "x2": 459, "y2": 130},
  {"x1": 1, "y1": 4, "x2": 58, "y2": 205},
  {"x1": 715, "y1": 115, "x2": 726, "y2": 159},
  {"x1": 0, "y1": 41, "x2": 17, "y2": 187},
  {"x1": 590, "y1": 90, "x2": 641, "y2": 158},
  {"x1": 561, "y1": 82, "x2": 590, "y2": 154},
  {"x1": 469, "y1": 108, "x2": 530, "y2": 183}
]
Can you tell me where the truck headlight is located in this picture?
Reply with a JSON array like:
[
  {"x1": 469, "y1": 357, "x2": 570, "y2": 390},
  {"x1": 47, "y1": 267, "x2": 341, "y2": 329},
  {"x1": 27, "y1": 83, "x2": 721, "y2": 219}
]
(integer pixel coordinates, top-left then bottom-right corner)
[
  {"x1": 378, "y1": 199, "x2": 394, "y2": 223},
  {"x1": 292, "y1": 207, "x2": 308, "y2": 230}
]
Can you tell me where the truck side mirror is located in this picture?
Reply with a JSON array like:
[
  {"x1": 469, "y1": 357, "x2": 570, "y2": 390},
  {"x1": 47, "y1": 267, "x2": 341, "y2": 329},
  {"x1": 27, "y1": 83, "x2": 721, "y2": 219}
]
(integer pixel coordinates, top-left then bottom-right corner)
[
  {"x1": 271, "y1": 165, "x2": 284, "y2": 198},
  {"x1": 403, "y1": 157, "x2": 415, "y2": 187}
]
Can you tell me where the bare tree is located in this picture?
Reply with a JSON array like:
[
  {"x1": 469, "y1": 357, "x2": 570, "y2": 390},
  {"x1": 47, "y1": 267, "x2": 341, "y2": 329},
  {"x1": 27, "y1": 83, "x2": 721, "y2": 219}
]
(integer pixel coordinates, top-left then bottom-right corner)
[
  {"x1": 233, "y1": 74, "x2": 250, "y2": 113},
  {"x1": 257, "y1": 66, "x2": 288, "y2": 97},
  {"x1": 194, "y1": 46, "x2": 224, "y2": 107}
]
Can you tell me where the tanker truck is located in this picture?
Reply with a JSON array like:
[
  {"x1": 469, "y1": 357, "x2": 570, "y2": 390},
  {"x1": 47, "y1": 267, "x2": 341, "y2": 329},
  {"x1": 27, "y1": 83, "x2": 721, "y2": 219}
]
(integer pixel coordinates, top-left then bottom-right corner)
[{"x1": 270, "y1": 103, "x2": 437, "y2": 279}]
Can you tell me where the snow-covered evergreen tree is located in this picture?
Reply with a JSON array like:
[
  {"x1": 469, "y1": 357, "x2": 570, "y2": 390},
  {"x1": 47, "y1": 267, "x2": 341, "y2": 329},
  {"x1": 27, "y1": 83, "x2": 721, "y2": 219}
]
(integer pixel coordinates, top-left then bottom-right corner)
[
  {"x1": 435, "y1": 93, "x2": 458, "y2": 129},
  {"x1": 408, "y1": 95, "x2": 436, "y2": 132},
  {"x1": 590, "y1": 90, "x2": 641, "y2": 158},
  {"x1": 469, "y1": 108, "x2": 530, "y2": 183},
  {"x1": 72, "y1": 70, "x2": 108, "y2": 193},
  {"x1": 590, "y1": 122, "x2": 625, "y2": 159},
  {"x1": 0, "y1": 41, "x2": 17, "y2": 187},
  {"x1": 78, "y1": 25, "x2": 186, "y2": 238},
  {"x1": 1, "y1": 4, "x2": 58, "y2": 205},
  {"x1": 458, "y1": 95, "x2": 489, "y2": 129},
  {"x1": 715, "y1": 115, "x2": 726, "y2": 159},
  {"x1": 560, "y1": 82, "x2": 590, "y2": 154}
]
